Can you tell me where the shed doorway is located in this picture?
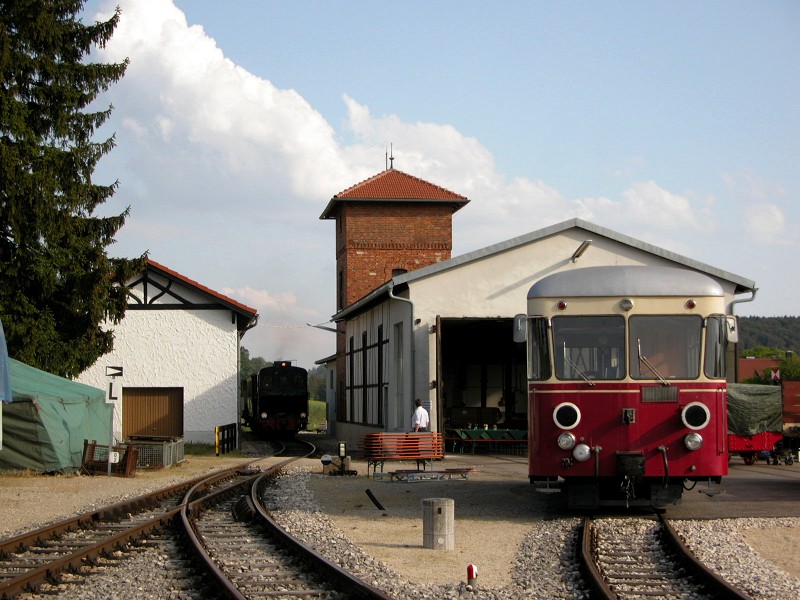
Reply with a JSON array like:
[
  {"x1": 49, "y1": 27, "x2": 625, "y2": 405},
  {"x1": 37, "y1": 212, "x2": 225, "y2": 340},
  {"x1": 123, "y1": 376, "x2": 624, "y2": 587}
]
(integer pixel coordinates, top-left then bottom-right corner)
[
  {"x1": 436, "y1": 317, "x2": 527, "y2": 432},
  {"x1": 122, "y1": 387, "x2": 184, "y2": 439}
]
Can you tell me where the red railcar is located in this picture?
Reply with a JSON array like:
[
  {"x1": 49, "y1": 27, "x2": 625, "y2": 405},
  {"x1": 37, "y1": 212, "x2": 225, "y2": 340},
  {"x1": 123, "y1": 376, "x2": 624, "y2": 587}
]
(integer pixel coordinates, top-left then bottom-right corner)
[{"x1": 516, "y1": 266, "x2": 739, "y2": 509}]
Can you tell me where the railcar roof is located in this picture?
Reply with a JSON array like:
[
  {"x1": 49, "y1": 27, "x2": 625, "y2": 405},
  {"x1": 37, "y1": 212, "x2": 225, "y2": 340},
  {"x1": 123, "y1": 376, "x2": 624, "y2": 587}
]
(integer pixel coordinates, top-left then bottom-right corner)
[{"x1": 528, "y1": 266, "x2": 725, "y2": 298}]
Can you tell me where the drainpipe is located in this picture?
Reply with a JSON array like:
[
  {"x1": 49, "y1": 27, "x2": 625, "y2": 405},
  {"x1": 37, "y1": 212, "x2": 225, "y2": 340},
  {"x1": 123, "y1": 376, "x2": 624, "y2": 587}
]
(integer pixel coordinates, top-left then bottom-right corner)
[
  {"x1": 388, "y1": 282, "x2": 415, "y2": 430},
  {"x1": 730, "y1": 288, "x2": 757, "y2": 312},
  {"x1": 729, "y1": 288, "x2": 757, "y2": 382}
]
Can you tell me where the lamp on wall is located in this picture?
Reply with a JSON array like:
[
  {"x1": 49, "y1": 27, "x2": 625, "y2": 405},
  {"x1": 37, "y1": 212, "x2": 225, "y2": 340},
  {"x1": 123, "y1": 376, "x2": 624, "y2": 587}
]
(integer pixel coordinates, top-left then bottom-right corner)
[{"x1": 571, "y1": 240, "x2": 592, "y2": 262}]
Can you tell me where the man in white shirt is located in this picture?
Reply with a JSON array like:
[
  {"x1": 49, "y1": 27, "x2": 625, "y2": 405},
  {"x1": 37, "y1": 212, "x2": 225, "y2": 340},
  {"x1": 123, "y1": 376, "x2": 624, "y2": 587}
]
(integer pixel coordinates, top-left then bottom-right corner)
[{"x1": 411, "y1": 399, "x2": 429, "y2": 432}]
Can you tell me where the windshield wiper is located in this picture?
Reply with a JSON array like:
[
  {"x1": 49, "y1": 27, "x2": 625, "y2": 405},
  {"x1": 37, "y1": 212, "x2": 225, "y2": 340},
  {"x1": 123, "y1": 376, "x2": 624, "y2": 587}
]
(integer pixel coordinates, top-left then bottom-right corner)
[
  {"x1": 563, "y1": 342, "x2": 595, "y2": 386},
  {"x1": 637, "y1": 339, "x2": 669, "y2": 386}
]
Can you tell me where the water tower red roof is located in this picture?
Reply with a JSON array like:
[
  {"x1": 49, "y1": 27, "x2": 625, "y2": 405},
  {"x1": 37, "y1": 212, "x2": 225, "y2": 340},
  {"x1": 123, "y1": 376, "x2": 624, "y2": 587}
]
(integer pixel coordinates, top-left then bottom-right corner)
[{"x1": 320, "y1": 169, "x2": 468, "y2": 219}]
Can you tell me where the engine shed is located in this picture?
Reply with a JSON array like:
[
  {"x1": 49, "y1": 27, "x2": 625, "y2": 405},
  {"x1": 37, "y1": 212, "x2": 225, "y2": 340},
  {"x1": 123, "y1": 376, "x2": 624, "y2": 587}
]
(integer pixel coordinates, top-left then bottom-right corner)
[{"x1": 319, "y1": 169, "x2": 756, "y2": 450}]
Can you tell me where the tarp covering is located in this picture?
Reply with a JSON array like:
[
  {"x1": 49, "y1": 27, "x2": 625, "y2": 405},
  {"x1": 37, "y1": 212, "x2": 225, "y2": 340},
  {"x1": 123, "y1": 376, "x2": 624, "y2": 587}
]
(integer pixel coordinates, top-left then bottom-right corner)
[
  {"x1": 0, "y1": 318, "x2": 10, "y2": 403},
  {"x1": 0, "y1": 358, "x2": 111, "y2": 473},
  {"x1": 1, "y1": 318, "x2": 11, "y2": 451},
  {"x1": 727, "y1": 382, "x2": 783, "y2": 437}
]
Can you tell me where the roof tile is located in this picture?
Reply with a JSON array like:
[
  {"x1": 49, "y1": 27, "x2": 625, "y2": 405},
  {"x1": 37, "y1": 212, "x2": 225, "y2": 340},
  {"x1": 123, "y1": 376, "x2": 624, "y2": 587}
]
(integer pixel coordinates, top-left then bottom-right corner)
[{"x1": 335, "y1": 169, "x2": 467, "y2": 200}]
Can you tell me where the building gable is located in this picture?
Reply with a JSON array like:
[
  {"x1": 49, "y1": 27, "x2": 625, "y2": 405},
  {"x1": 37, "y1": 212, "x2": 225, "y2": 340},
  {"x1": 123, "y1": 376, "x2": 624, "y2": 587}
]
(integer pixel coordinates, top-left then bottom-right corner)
[{"x1": 127, "y1": 260, "x2": 258, "y2": 333}]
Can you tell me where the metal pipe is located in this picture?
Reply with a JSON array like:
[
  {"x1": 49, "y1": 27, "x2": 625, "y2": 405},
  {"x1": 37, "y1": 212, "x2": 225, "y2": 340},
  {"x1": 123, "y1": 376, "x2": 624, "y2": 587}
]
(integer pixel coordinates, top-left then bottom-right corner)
[
  {"x1": 730, "y1": 288, "x2": 757, "y2": 311},
  {"x1": 593, "y1": 445, "x2": 602, "y2": 478},
  {"x1": 388, "y1": 283, "x2": 416, "y2": 430},
  {"x1": 657, "y1": 445, "x2": 669, "y2": 486}
]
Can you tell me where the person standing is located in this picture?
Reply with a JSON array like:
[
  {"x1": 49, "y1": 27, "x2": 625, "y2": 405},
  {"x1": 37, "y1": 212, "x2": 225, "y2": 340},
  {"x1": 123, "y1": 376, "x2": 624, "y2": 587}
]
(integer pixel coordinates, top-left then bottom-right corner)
[{"x1": 411, "y1": 399, "x2": 429, "y2": 432}]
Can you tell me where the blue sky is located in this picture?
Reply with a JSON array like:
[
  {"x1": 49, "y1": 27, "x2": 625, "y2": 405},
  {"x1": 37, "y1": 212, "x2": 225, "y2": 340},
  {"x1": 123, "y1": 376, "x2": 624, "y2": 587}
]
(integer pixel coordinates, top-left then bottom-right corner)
[{"x1": 84, "y1": 1, "x2": 798, "y2": 369}]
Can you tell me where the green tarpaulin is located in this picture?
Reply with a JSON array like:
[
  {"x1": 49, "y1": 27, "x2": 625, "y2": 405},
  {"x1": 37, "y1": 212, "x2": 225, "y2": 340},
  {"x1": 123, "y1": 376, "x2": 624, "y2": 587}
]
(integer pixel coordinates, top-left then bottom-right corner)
[
  {"x1": 0, "y1": 358, "x2": 111, "y2": 473},
  {"x1": 727, "y1": 382, "x2": 783, "y2": 437}
]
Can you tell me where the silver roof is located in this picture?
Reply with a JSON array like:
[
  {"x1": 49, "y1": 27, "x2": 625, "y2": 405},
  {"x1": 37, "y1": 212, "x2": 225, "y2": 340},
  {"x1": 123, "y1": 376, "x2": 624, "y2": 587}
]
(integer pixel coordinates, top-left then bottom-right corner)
[{"x1": 528, "y1": 265, "x2": 725, "y2": 299}]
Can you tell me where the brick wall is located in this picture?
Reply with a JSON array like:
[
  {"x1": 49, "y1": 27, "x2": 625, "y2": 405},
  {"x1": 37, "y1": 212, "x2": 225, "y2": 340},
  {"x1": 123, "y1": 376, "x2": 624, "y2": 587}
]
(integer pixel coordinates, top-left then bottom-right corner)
[{"x1": 336, "y1": 201, "x2": 454, "y2": 306}]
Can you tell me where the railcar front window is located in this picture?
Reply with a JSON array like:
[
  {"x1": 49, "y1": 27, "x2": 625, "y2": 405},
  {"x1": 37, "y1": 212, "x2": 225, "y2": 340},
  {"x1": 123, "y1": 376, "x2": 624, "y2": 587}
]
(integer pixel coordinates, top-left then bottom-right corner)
[
  {"x1": 704, "y1": 315, "x2": 726, "y2": 379},
  {"x1": 552, "y1": 316, "x2": 626, "y2": 380},
  {"x1": 528, "y1": 317, "x2": 551, "y2": 381},
  {"x1": 629, "y1": 315, "x2": 702, "y2": 380}
]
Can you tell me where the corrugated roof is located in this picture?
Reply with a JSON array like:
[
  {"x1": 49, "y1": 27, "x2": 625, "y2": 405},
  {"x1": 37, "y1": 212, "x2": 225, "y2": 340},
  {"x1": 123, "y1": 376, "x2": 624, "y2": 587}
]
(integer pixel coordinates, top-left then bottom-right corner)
[
  {"x1": 320, "y1": 169, "x2": 468, "y2": 219},
  {"x1": 331, "y1": 218, "x2": 757, "y2": 321}
]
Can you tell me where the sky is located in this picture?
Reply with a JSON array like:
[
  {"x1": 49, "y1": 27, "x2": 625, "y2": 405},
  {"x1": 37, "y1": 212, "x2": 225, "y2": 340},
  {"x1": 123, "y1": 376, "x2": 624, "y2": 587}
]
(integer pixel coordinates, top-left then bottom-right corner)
[{"x1": 82, "y1": 0, "x2": 799, "y2": 370}]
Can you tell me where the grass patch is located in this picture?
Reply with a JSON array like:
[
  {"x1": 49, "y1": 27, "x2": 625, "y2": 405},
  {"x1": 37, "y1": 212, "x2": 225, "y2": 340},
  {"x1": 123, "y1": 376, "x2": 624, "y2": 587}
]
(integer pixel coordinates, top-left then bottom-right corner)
[{"x1": 308, "y1": 399, "x2": 327, "y2": 431}]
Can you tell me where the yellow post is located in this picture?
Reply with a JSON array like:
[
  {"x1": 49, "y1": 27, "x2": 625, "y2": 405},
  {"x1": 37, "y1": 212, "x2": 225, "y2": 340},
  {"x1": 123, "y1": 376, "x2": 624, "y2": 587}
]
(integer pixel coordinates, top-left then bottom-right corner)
[{"x1": 215, "y1": 426, "x2": 220, "y2": 456}]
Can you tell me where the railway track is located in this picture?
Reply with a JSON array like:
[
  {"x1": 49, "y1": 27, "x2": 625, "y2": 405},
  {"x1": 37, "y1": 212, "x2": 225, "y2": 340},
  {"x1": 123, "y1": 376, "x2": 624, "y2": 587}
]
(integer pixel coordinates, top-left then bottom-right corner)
[
  {"x1": 579, "y1": 514, "x2": 754, "y2": 599},
  {"x1": 0, "y1": 465, "x2": 252, "y2": 599},
  {"x1": 182, "y1": 437, "x2": 391, "y2": 599},
  {"x1": 0, "y1": 437, "x2": 390, "y2": 599}
]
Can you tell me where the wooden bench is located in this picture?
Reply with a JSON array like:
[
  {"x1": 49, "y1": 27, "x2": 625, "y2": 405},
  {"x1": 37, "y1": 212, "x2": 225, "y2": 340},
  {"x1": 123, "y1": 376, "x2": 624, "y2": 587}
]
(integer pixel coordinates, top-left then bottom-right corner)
[{"x1": 359, "y1": 432, "x2": 444, "y2": 477}]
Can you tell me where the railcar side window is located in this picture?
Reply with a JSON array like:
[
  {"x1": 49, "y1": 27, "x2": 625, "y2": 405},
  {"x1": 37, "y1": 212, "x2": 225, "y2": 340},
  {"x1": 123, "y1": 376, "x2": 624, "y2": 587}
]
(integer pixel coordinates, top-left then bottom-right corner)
[
  {"x1": 527, "y1": 317, "x2": 551, "y2": 381},
  {"x1": 629, "y1": 315, "x2": 702, "y2": 380},
  {"x1": 704, "y1": 315, "x2": 727, "y2": 379},
  {"x1": 551, "y1": 316, "x2": 625, "y2": 380}
]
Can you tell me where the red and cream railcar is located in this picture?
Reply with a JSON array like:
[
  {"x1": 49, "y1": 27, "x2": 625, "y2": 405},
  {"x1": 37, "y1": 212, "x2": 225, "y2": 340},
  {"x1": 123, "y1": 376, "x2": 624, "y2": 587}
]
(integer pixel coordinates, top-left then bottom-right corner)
[{"x1": 516, "y1": 265, "x2": 738, "y2": 509}]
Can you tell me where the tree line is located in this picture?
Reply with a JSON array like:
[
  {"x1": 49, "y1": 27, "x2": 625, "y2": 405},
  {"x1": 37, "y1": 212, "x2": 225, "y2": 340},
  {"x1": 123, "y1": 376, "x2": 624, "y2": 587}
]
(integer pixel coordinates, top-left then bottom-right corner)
[{"x1": 738, "y1": 316, "x2": 800, "y2": 355}]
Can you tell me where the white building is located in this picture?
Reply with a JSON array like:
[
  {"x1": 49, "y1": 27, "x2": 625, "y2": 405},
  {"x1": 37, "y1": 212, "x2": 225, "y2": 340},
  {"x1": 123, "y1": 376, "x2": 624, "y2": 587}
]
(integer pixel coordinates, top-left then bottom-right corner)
[{"x1": 77, "y1": 260, "x2": 258, "y2": 445}]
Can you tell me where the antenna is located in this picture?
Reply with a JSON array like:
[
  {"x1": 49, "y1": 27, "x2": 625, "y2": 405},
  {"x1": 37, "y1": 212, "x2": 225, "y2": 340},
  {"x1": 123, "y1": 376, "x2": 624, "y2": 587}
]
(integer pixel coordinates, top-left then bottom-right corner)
[{"x1": 389, "y1": 143, "x2": 394, "y2": 169}]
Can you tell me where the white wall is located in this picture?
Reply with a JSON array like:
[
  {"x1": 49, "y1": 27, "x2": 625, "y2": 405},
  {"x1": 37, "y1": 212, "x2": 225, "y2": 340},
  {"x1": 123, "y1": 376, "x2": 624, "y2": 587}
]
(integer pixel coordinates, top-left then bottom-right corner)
[{"x1": 77, "y1": 309, "x2": 239, "y2": 445}]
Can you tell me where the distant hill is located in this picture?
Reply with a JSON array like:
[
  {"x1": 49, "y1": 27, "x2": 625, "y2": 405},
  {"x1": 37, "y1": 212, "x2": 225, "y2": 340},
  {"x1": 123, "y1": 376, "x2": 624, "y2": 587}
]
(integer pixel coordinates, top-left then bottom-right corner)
[{"x1": 738, "y1": 316, "x2": 800, "y2": 354}]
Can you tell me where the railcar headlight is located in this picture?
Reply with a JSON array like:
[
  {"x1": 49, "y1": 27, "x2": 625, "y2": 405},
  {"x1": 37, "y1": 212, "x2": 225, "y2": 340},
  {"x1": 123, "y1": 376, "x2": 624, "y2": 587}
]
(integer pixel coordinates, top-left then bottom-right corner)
[
  {"x1": 681, "y1": 402, "x2": 711, "y2": 430},
  {"x1": 553, "y1": 402, "x2": 581, "y2": 430},
  {"x1": 300, "y1": 412, "x2": 307, "y2": 418},
  {"x1": 260, "y1": 412, "x2": 268, "y2": 419},
  {"x1": 684, "y1": 432, "x2": 703, "y2": 451},
  {"x1": 573, "y1": 443, "x2": 591, "y2": 462},
  {"x1": 557, "y1": 432, "x2": 576, "y2": 450}
]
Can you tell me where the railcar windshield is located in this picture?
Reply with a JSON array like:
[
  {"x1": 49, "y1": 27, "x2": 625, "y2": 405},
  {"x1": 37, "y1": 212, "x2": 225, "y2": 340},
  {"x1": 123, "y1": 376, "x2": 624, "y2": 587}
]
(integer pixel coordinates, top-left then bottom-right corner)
[
  {"x1": 629, "y1": 315, "x2": 702, "y2": 380},
  {"x1": 552, "y1": 316, "x2": 626, "y2": 381},
  {"x1": 704, "y1": 315, "x2": 727, "y2": 378},
  {"x1": 527, "y1": 317, "x2": 552, "y2": 380}
]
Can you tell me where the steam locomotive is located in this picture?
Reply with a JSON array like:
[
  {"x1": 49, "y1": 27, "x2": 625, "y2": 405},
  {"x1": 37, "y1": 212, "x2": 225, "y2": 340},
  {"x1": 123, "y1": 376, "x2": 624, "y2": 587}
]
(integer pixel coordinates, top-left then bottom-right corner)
[{"x1": 241, "y1": 361, "x2": 308, "y2": 437}]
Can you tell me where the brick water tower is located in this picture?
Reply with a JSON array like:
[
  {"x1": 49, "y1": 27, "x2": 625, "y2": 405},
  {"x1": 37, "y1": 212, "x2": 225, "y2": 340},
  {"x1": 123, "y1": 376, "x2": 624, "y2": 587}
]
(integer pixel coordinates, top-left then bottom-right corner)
[
  {"x1": 320, "y1": 166, "x2": 469, "y2": 310},
  {"x1": 320, "y1": 165, "x2": 469, "y2": 422}
]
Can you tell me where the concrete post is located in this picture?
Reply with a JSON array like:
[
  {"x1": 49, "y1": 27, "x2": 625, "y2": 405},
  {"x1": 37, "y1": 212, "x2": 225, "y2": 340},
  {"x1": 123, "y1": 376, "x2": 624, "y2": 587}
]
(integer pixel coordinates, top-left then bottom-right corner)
[{"x1": 422, "y1": 497, "x2": 454, "y2": 550}]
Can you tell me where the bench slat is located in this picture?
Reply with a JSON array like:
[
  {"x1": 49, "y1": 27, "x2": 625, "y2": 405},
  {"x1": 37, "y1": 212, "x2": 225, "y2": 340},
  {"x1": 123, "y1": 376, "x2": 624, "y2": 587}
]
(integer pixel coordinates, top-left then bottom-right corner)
[{"x1": 359, "y1": 432, "x2": 444, "y2": 476}]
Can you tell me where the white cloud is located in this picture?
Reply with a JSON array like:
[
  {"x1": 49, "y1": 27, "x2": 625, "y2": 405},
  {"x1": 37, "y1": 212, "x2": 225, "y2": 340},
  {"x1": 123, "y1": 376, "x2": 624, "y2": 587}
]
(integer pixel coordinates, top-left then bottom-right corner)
[
  {"x1": 744, "y1": 203, "x2": 792, "y2": 247},
  {"x1": 95, "y1": 0, "x2": 348, "y2": 200},
  {"x1": 722, "y1": 170, "x2": 793, "y2": 247}
]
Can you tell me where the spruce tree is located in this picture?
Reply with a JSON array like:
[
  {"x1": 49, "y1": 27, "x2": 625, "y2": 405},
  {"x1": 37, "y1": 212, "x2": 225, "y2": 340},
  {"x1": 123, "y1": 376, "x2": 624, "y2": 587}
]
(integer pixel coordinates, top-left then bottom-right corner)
[{"x1": 0, "y1": 1, "x2": 145, "y2": 377}]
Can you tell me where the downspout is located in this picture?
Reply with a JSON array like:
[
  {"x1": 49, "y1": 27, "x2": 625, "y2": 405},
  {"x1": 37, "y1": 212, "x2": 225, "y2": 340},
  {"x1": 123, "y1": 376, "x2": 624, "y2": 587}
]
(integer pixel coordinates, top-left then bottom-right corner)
[
  {"x1": 729, "y1": 288, "x2": 757, "y2": 382},
  {"x1": 388, "y1": 282, "x2": 415, "y2": 428},
  {"x1": 730, "y1": 288, "x2": 757, "y2": 312}
]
